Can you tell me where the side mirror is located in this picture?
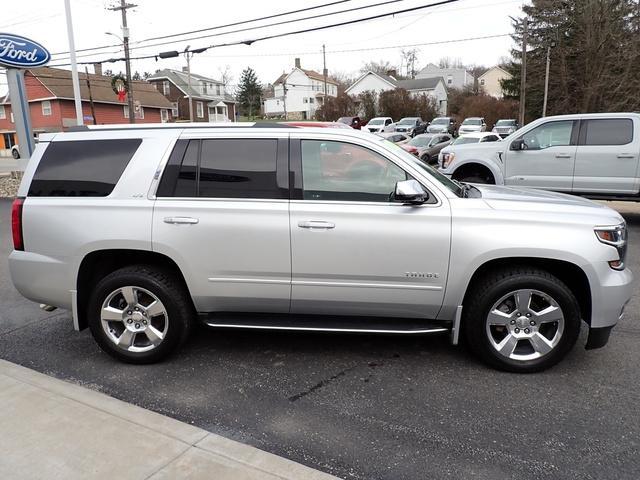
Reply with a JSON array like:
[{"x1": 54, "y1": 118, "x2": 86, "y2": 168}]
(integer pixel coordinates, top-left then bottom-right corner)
[
  {"x1": 394, "y1": 179, "x2": 428, "y2": 205},
  {"x1": 510, "y1": 138, "x2": 525, "y2": 151}
]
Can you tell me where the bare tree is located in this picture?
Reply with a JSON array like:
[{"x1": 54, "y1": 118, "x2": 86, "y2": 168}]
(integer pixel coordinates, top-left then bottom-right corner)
[{"x1": 401, "y1": 48, "x2": 419, "y2": 78}]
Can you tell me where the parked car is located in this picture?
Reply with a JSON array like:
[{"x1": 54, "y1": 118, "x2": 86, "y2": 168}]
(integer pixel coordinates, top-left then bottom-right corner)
[
  {"x1": 377, "y1": 132, "x2": 411, "y2": 144},
  {"x1": 337, "y1": 116, "x2": 363, "y2": 129},
  {"x1": 427, "y1": 116, "x2": 457, "y2": 136},
  {"x1": 283, "y1": 121, "x2": 352, "y2": 129},
  {"x1": 400, "y1": 133, "x2": 452, "y2": 164},
  {"x1": 9, "y1": 122, "x2": 632, "y2": 372},
  {"x1": 364, "y1": 117, "x2": 394, "y2": 133},
  {"x1": 492, "y1": 119, "x2": 519, "y2": 138},
  {"x1": 458, "y1": 117, "x2": 487, "y2": 136},
  {"x1": 450, "y1": 132, "x2": 502, "y2": 146},
  {"x1": 438, "y1": 113, "x2": 640, "y2": 200},
  {"x1": 394, "y1": 117, "x2": 427, "y2": 137}
]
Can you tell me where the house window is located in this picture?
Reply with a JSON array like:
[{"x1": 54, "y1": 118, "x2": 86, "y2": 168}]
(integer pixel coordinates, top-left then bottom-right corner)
[
  {"x1": 123, "y1": 105, "x2": 145, "y2": 119},
  {"x1": 480, "y1": 79, "x2": 485, "y2": 86},
  {"x1": 196, "y1": 101, "x2": 204, "y2": 118},
  {"x1": 309, "y1": 97, "x2": 314, "y2": 104},
  {"x1": 171, "y1": 102, "x2": 179, "y2": 116},
  {"x1": 303, "y1": 98, "x2": 308, "y2": 104},
  {"x1": 160, "y1": 108, "x2": 169, "y2": 123},
  {"x1": 163, "y1": 81, "x2": 170, "y2": 95},
  {"x1": 447, "y1": 75, "x2": 453, "y2": 85},
  {"x1": 0, "y1": 105, "x2": 5, "y2": 119},
  {"x1": 216, "y1": 85, "x2": 221, "y2": 95},
  {"x1": 42, "y1": 100, "x2": 52, "y2": 116},
  {"x1": 201, "y1": 82, "x2": 207, "y2": 94}
]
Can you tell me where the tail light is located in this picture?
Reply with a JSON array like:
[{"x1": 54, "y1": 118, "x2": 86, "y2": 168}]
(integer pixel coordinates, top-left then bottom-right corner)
[{"x1": 11, "y1": 197, "x2": 24, "y2": 251}]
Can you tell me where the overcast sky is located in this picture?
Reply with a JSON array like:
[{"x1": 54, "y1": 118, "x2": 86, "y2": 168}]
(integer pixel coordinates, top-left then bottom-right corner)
[{"x1": 1, "y1": 0, "x2": 526, "y2": 93}]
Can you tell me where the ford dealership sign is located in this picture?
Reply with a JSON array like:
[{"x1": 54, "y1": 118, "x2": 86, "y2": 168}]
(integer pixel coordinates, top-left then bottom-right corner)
[{"x1": 0, "y1": 33, "x2": 50, "y2": 68}]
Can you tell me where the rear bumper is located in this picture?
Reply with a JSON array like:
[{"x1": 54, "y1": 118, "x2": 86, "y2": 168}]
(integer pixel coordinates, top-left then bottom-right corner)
[{"x1": 8, "y1": 250, "x2": 73, "y2": 310}]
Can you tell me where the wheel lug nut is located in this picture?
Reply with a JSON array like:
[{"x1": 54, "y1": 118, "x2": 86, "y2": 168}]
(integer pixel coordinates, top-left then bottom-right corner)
[
  {"x1": 526, "y1": 313, "x2": 531, "y2": 317},
  {"x1": 516, "y1": 312, "x2": 521, "y2": 316},
  {"x1": 510, "y1": 320, "x2": 516, "y2": 325},
  {"x1": 135, "y1": 323, "x2": 140, "y2": 328},
  {"x1": 134, "y1": 307, "x2": 139, "y2": 311},
  {"x1": 143, "y1": 320, "x2": 147, "y2": 325},
  {"x1": 127, "y1": 311, "x2": 132, "y2": 315},
  {"x1": 524, "y1": 328, "x2": 530, "y2": 334},
  {"x1": 530, "y1": 320, "x2": 536, "y2": 326},
  {"x1": 127, "y1": 319, "x2": 133, "y2": 324},
  {"x1": 515, "y1": 328, "x2": 520, "y2": 333}
]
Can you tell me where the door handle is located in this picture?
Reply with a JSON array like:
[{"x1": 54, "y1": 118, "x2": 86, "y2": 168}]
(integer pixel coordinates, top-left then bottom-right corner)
[
  {"x1": 298, "y1": 220, "x2": 335, "y2": 230},
  {"x1": 555, "y1": 154, "x2": 571, "y2": 159},
  {"x1": 617, "y1": 154, "x2": 635, "y2": 159},
  {"x1": 164, "y1": 216, "x2": 199, "y2": 224}
]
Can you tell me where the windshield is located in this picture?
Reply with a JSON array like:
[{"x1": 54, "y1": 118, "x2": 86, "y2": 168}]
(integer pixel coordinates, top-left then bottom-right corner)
[
  {"x1": 408, "y1": 136, "x2": 433, "y2": 147},
  {"x1": 431, "y1": 118, "x2": 449, "y2": 125},
  {"x1": 462, "y1": 118, "x2": 482, "y2": 125},
  {"x1": 496, "y1": 120, "x2": 516, "y2": 126},
  {"x1": 379, "y1": 138, "x2": 463, "y2": 197},
  {"x1": 368, "y1": 119, "x2": 383, "y2": 125},
  {"x1": 398, "y1": 118, "x2": 417, "y2": 125},
  {"x1": 453, "y1": 136, "x2": 480, "y2": 145}
]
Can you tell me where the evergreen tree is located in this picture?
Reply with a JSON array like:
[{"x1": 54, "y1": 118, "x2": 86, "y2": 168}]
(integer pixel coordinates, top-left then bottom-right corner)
[
  {"x1": 502, "y1": 0, "x2": 640, "y2": 121},
  {"x1": 236, "y1": 67, "x2": 262, "y2": 119}
]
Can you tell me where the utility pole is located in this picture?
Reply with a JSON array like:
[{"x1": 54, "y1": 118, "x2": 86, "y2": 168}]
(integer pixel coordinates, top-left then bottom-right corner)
[
  {"x1": 322, "y1": 44, "x2": 328, "y2": 101},
  {"x1": 84, "y1": 67, "x2": 97, "y2": 125},
  {"x1": 184, "y1": 49, "x2": 194, "y2": 122},
  {"x1": 64, "y1": 0, "x2": 83, "y2": 126},
  {"x1": 542, "y1": 41, "x2": 555, "y2": 117},
  {"x1": 109, "y1": 0, "x2": 137, "y2": 124},
  {"x1": 282, "y1": 83, "x2": 288, "y2": 120},
  {"x1": 518, "y1": 17, "x2": 528, "y2": 127}
]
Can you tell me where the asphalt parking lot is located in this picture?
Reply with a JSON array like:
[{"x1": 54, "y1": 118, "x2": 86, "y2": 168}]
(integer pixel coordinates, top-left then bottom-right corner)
[{"x1": 1, "y1": 198, "x2": 638, "y2": 480}]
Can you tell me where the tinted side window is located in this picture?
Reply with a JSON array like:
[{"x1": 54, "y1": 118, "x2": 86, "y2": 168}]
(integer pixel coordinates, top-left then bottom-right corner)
[
  {"x1": 583, "y1": 119, "x2": 633, "y2": 146},
  {"x1": 174, "y1": 140, "x2": 198, "y2": 197},
  {"x1": 29, "y1": 139, "x2": 141, "y2": 197},
  {"x1": 301, "y1": 140, "x2": 407, "y2": 202},
  {"x1": 199, "y1": 139, "x2": 283, "y2": 199}
]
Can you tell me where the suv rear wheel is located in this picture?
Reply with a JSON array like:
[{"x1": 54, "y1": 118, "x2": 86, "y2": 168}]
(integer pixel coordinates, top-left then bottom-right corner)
[
  {"x1": 463, "y1": 267, "x2": 581, "y2": 373},
  {"x1": 88, "y1": 265, "x2": 193, "y2": 364}
]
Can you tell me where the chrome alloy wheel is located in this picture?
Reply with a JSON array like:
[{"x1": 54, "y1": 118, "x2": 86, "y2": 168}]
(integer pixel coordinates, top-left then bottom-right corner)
[
  {"x1": 485, "y1": 289, "x2": 565, "y2": 361},
  {"x1": 100, "y1": 286, "x2": 169, "y2": 353}
]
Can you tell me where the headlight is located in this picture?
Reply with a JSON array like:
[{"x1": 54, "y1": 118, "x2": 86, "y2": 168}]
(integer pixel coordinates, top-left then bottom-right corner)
[
  {"x1": 595, "y1": 223, "x2": 627, "y2": 270},
  {"x1": 442, "y1": 152, "x2": 455, "y2": 169}
]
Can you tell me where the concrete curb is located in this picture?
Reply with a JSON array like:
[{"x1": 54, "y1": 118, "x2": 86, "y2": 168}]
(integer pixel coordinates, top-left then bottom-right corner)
[{"x1": 0, "y1": 359, "x2": 340, "y2": 480}]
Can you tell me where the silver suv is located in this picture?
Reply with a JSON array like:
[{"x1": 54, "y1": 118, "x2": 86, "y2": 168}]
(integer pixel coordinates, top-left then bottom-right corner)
[{"x1": 9, "y1": 124, "x2": 633, "y2": 372}]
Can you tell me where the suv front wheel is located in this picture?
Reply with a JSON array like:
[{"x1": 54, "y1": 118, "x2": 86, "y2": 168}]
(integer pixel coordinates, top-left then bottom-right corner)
[
  {"x1": 88, "y1": 265, "x2": 193, "y2": 364},
  {"x1": 463, "y1": 267, "x2": 581, "y2": 373}
]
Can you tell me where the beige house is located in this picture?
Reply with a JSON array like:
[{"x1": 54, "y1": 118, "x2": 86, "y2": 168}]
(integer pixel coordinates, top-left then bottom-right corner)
[{"x1": 478, "y1": 66, "x2": 512, "y2": 98}]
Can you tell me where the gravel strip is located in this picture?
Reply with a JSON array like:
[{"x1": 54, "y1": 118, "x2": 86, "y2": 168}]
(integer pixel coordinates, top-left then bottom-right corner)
[{"x1": 0, "y1": 172, "x2": 23, "y2": 198}]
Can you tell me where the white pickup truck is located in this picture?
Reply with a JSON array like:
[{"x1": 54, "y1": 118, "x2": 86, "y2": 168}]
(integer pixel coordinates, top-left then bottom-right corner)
[{"x1": 438, "y1": 113, "x2": 640, "y2": 200}]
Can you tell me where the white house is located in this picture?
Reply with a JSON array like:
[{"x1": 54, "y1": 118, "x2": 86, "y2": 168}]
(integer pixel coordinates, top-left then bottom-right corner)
[
  {"x1": 263, "y1": 58, "x2": 338, "y2": 119},
  {"x1": 345, "y1": 71, "x2": 448, "y2": 115},
  {"x1": 416, "y1": 63, "x2": 474, "y2": 90},
  {"x1": 478, "y1": 66, "x2": 512, "y2": 98}
]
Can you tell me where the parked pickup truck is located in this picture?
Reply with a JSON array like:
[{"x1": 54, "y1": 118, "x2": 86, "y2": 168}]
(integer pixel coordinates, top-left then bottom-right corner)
[
  {"x1": 438, "y1": 113, "x2": 640, "y2": 200},
  {"x1": 9, "y1": 123, "x2": 632, "y2": 372}
]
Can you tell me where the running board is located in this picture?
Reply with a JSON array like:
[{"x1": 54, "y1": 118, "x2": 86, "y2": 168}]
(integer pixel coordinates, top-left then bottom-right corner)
[{"x1": 200, "y1": 313, "x2": 451, "y2": 335}]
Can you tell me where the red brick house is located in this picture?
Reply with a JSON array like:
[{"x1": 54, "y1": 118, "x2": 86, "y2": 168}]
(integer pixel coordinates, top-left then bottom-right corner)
[
  {"x1": 147, "y1": 68, "x2": 236, "y2": 122},
  {"x1": 0, "y1": 67, "x2": 173, "y2": 152}
]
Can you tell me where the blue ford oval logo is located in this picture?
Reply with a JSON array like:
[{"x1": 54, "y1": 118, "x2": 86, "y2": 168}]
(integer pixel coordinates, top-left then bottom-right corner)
[{"x1": 0, "y1": 33, "x2": 50, "y2": 68}]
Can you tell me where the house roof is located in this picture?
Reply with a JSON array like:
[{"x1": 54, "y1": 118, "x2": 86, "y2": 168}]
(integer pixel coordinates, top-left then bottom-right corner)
[
  {"x1": 344, "y1": 71, "x2": 398, "y2": 94},
  {"x1": 148, "y1": 69, "x2": 236, "y2": 103},
  {"x1": 397, "y1": 77, "x2": 443, "y2": 91},
  {"x1": 478, "y1": 65, "x2": 512, "y2": 79},
  {"x1": 273, "y1": 68, "x2": 338, "y2": 86},
  {"x1": 15, "y1": 67, "x2": 172, "y2": 108}
]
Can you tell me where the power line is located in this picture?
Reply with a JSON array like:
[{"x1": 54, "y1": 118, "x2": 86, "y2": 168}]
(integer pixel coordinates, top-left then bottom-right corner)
[
  {"x1": 48, "y1": 0, "x2": 462, "y2": 68},
  {"x1": 50, "y1": 0, "x2": 356, "y2": 57},
  {"x1": 51, "y1": 0, "x2": 407, "y2": 64}
]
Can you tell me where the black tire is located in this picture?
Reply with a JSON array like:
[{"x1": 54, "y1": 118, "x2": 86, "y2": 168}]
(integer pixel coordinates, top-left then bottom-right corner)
[
  {"x1": 12, "y1": 149, "x2": 20, "y2": 159},
  {"x1": 462, "y1": 267, "x2": 581, "y2": 373},
  {"x1": 420, "y1": 154, "x2": 431, "y2": 164},
  {"x1": 88, "y1": 265, "x2": 193, "y2": 364}
]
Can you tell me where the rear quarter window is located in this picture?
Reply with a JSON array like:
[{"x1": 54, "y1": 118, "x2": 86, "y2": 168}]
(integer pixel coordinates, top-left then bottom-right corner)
[{"x1": 28, "y1": 139, "x2": 141, "y2": 197}]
